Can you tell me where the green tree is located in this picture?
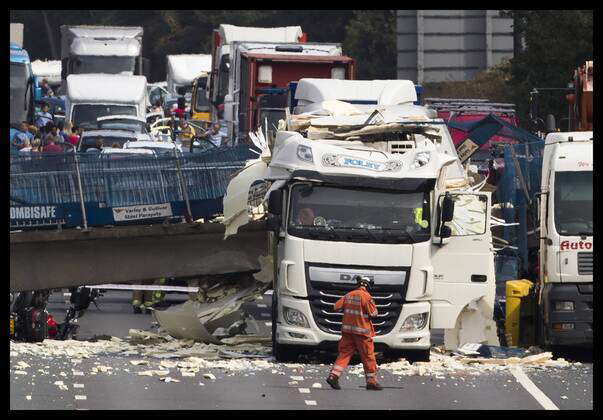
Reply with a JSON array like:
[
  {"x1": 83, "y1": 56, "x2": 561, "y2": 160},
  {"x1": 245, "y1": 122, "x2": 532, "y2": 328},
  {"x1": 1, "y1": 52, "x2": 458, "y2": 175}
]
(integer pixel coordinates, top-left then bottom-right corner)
[
  {"x1": 502, "y1": 10, "x2": 593, "y2": 128},
  {"x1": 344, "y1": 10, "x2": 397, "y2": 79}
]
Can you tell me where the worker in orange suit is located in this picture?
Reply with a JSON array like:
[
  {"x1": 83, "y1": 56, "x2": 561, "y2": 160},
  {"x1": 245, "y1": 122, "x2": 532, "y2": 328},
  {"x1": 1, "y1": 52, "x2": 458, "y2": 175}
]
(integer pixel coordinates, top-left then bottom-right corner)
[{"x1": 326, "y1": 275, "x2": 383, "y2": 391}]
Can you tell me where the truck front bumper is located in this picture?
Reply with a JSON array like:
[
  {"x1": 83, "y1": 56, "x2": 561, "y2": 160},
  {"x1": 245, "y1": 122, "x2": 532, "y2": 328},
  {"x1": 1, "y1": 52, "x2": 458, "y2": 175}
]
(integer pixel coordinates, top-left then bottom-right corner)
[
  {"x1": 543, "y1": 283, "x2": 592, "y2": 347},
  {"x1": 275, "y1": 296, "x2": 431, "y2": 350}
]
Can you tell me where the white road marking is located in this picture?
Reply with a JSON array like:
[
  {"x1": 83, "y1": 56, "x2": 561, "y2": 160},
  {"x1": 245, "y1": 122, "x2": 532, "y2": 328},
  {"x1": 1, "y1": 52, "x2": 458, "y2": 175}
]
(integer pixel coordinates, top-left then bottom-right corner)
[
  {"x1": 73, "y1": 384, "x2": 84, "y2": 389},
  {"x1": 257, "y1": 303, "x2": 267, "y2": 308},
  {"x1": 510, "y1": 366, "x2": 559, "y2": 410},
  {"x1": 75, "y1": 395, "x2": 87, "y2": 400},
  {"x1": 298, "y1": 388, "x2": 310, "y2": 393},
  {"x1": 305, "y1": 400, "x2": 317, "y2": 406},
  {"x1": 264, "y1": 290, "x2": 273, "y2": 295},
  {"x1": 72, "y1": 371, "x2": 84, "y2": 376}
]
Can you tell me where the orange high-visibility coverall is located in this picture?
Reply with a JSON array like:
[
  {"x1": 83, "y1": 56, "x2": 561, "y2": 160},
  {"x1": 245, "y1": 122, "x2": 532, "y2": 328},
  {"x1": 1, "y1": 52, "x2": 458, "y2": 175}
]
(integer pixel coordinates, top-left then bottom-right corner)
[{"x1": 329, "y1": 287, "x2": 379, "y2": 384}]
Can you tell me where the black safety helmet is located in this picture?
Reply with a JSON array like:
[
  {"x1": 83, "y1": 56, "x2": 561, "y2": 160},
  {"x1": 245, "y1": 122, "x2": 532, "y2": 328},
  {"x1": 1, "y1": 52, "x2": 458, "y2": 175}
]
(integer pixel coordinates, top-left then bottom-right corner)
[{"x1": 354, "y1": 275, "x2": 373, "y2": 289}]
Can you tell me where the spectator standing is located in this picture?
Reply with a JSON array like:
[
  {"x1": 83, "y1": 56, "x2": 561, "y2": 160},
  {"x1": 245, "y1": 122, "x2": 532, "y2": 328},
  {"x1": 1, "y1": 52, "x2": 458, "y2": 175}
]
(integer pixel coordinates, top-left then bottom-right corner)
[
  {"x1": 66, "y1": 124, "x2": 80, "y2": 146},
  {"x1": 35, "y1": 103, "x2": 53, "y2": 130},
  {"x1": 42, "y1": 135, "x2": 63, "y2": 153},
  {"x1": 40, "y1": 78, "x2": 54, "y2": 97},
  {"x1": 201, "y1": 122, "x2": 225, "y2": 147},
  {"x1": 11, "y1": 121, "x2": 33, "y2": 149},
  {"x1": 44, "y1": 123, "x2": 63, "y2": 144},
  {"x1": 173, "y1": 97, "x2": 186, "y2": 120}
]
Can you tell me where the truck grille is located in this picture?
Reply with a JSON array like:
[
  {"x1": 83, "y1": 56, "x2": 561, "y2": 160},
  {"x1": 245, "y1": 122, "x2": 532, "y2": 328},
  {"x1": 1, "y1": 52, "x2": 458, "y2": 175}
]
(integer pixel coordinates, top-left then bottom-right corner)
[
  {"x1": 305, "y1": 264, "x2": 407, "y2": 336},
  {"x1": 578, "y1": 252, "x2": 593, "y2": 275}
]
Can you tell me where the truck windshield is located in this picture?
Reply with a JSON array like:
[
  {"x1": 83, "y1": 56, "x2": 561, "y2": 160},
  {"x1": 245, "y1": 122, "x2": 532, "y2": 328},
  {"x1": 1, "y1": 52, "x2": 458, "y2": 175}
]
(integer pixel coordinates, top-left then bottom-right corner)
[
  {"x1": 288, "y1": 184, "x2": 430, "y2": 244},
  {"x1": 258, "y1": 108, "x2": 285, "y2": 139},
  {"x1": 10, "y1": 62, "x2": 28, "y2": 124},
  {"x1": 98, "y1": 119, "x2": 146, "y2": 133},
  {"x1": 71, "y1": 56, "x2": 135, "y2": 75},
  {"x1": 72, "y1": 105, "x2": 137, "y2": 130},
  {"x1": 554, "y1": 171, "x2": 593, "y2": 236}
]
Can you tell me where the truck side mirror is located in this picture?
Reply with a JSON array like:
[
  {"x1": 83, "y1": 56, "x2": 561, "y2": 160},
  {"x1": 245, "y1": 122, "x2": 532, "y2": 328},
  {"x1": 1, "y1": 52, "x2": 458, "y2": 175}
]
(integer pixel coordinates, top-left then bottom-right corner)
[
  {"x1": 266, "y1": 214, "x2": 281, "y2": 233},
  {"x1": 441, "y1": 193, "x2": 455, "y2": 223},
  {"x1": 439, "y1": 225, "x2": 452, "y2": 239},
  {"x1": 268, "y1": 190, "x2": 283, "y2": 216},
  {"x1": 545, "y1": 114, "x2": 556, "y2": 133}
]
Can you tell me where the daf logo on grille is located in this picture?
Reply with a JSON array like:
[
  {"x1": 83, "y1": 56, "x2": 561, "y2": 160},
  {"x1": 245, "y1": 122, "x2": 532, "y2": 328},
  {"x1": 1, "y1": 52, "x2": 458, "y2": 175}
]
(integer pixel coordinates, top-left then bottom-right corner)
[{"x1": 340, "y1": 274, "x2": 374, "y2": 282}]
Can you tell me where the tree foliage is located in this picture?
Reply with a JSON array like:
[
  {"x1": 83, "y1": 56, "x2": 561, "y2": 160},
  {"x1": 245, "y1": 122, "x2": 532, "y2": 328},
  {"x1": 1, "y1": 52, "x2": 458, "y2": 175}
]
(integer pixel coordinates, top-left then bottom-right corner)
[{"x1": 502, "y1": 10, "x2": 593, "y2": 127}]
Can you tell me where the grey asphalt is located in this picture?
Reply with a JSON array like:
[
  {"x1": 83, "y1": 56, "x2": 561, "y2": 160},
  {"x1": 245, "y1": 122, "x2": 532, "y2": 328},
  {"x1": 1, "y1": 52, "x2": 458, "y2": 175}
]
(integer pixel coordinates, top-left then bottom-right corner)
[{"x1": 10, "y1": 290, "x2": 593, "y2": 410}]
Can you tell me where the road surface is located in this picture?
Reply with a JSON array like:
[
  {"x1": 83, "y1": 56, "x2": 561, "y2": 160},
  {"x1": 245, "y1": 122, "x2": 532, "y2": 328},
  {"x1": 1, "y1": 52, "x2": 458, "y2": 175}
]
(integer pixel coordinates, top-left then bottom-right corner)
[{"x1": 10, "y1": 291, "x2": 593, "y2": 410}]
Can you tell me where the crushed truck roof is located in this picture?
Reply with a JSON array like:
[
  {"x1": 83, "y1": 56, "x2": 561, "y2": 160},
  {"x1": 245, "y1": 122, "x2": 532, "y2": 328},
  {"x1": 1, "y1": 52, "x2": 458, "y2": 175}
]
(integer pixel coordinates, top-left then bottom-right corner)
[
  {"x1": 167, "y1": 54, "x2": 213, "y2": 85},
  {"x1": 67, "y1": 74, "x2": 147, "y2": 103},
  {"x1": 219, "y1": 24, "x2": 302, "y2": 44},
  {"x1": 62, "y1": 25, "x2": 144, "y2": 39},
  {"x1": 31, "y1": 60, "x2": 62, "y2": 82},
  {"x1": 235, "y1": 42, "x2": 341, "y2": 57}
]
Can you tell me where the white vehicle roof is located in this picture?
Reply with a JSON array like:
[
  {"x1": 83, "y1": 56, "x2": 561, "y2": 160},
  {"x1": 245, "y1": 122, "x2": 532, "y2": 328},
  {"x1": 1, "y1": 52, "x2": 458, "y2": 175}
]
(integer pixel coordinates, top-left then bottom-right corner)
[
  {"x1": 544, "y1": 131, "x2": 593, "y2": 145},
  {"x1": 97, "y1": 115, "x2": 147, "y2": 123},
  {"x1": 81, "y1": 129, "x2": 138, "y2": 138},
  {"x1": 63, "y1": 25, "x2": 143, "y2": 39},
  {"x1": 167, "y1": 54, "x2": 213, "y2": 85},
  {"x1": 235, "y1": 42, "x2": 341, "y2": 56},
  {"x1": 71, "y1": 37, "x2": 141, "y2": 57},
  {"x1": 124, "y1": 140, "x2": 176, "y2": 149},
  {"x1": 219, "y1": 24, "x2": 302, "y2": 44},
  {"x1": 67, "y1": 74, "x2": 147, "y2": 104},
  {"x1": 31, "y1": 60, "x2": 62, "y2": 84},
  {"x1": 295, "y1": 79, "x2": 417, "y2": 107},
  {"x1": 101, "y1": 147, "x2": 154, "y2": 155}
]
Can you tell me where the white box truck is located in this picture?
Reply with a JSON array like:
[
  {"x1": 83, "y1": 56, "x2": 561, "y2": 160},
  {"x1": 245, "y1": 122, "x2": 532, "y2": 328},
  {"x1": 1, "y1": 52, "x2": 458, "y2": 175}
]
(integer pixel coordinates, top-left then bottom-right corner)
[
  {"x1": 65, "y1": 74, "x2": 148, "y2": 130},
  {"x1": 223, "y1": 79, "x2": 499, "y2": 362},
  {"x1": 60, "y1": 25, "x2": 144, "y2": 89},
  {"x1": 537, "y1": 131, "x2": 593, "y2": 348},
  {"x1": 166, "y1": 54, "x2": 212, "y2": 102}
]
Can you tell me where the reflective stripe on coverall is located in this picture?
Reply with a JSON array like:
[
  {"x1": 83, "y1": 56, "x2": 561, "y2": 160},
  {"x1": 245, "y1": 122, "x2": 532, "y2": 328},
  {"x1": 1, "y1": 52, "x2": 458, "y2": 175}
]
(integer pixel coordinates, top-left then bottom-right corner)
[{"x1": 329, "y1": 287, "x2": 379, "y2": 384}]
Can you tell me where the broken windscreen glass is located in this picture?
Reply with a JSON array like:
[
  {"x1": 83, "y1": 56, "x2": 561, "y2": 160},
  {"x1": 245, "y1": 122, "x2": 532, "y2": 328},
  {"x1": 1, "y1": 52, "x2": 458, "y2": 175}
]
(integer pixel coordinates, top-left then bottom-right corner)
[{"x1": 288, "y1": 184, "x2": 430, "y2": 243}]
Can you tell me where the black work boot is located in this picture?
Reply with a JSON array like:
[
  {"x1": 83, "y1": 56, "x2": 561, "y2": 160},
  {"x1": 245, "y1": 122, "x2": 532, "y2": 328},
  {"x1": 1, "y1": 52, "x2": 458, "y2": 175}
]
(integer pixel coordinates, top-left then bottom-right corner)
[
  {"x1": 326, "y1": 374, "x2": 341, "y2": 390},
  {"x1": 366, "y1": 382, "x2": 383, "y2": 391}
]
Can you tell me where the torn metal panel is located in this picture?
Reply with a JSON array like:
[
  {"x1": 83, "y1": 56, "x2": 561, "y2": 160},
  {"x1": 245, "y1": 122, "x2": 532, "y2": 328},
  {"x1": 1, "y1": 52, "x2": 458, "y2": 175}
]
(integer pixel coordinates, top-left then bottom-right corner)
[{"x1": 222, "y1": 159, "x2": 269, "y2": 238}]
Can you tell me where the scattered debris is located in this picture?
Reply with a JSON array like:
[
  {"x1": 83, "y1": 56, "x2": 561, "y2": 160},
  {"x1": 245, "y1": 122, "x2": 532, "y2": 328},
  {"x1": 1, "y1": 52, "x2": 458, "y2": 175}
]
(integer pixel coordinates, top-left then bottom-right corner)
[
  {"x1": 159, "y1": 377, "x2": 180, "y2": 383},
  {"x1": 311, "y1": 383, "x2": 322, "y2": 388},
  {"x1": 130, "y1": 360, "x2": 150, "y2": 366},
  {"x1": 203, "y1": 373, "x2": 216, "y2": 380}
]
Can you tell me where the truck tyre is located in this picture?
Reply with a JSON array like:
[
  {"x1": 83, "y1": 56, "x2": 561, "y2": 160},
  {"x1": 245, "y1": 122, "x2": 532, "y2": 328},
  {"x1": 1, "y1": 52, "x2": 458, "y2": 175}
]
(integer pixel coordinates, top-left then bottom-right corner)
[{"x1": 24, "y1": 308, "x2": 48, "y2": 343}]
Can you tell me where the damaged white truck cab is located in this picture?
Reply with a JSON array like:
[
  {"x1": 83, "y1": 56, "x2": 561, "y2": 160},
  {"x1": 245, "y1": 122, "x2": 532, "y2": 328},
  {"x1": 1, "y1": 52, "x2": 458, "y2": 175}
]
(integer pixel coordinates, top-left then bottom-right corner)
[{"x1": 223, "y1": 79, "x2": 499, "y2": 362}]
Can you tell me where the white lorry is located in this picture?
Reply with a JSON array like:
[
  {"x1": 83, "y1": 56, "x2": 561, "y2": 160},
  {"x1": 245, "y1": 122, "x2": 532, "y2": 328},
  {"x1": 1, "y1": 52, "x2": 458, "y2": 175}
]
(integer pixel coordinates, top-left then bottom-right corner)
[
  {"x1": 223, "y1": 79, "x2": 499, "y2": 361},
  {"x1": 537, "y1": 131, "x2": 593, "y2": 348},
  {"x1": 65, "y1": 74, "x2": 148, "y2": 130},
  {"x1": 166, "y1": 54, "x2": 212, "y2": 102},
  {"x1": 60, "y1": 25, "x2": 145, "y2": 89}
]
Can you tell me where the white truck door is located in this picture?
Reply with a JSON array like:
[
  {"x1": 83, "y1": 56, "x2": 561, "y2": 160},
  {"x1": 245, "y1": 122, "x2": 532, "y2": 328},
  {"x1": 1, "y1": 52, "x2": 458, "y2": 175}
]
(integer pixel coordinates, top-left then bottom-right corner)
[{"x1": 430, "y1": 192, "x2": 496, "y2": 332}]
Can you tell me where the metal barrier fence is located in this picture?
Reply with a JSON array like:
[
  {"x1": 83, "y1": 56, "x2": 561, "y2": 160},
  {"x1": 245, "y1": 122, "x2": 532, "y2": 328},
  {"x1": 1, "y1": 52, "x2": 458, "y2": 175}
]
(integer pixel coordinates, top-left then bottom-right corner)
[{"x1": 10, "y1": 145, "x2": 258, "y2": 229}]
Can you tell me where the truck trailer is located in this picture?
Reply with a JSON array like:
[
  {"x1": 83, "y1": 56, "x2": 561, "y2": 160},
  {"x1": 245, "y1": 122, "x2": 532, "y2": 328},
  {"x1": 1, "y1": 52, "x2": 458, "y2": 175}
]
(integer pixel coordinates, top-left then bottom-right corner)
[{"x1": 10, "y1": 42, "x2": 41, "y2": 126}]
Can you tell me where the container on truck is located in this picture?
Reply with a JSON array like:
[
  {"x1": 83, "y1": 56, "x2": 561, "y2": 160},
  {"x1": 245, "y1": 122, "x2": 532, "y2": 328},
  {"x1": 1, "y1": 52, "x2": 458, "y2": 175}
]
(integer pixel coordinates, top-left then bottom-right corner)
[
  {"x1": 223, "y1": 79, "x2": 500, "y2": 362},
  {"x1": 60, "y1": 25, "x2": 146, "y2": 89},
  {"x1": 31, "y1": 59, "x2": 62, "y2": 91},
  {"x1": 65, "y1": 73, "x2": 148, "y2": 130},
  {"x1": 537, "y1": 131, "x2": 592, "y2": 348}
]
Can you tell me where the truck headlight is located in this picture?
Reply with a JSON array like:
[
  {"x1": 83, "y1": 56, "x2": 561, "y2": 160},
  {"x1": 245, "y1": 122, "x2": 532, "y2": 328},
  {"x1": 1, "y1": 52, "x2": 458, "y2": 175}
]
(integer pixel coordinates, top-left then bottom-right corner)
[
  {"x1": 283, "y1": 307, "x2": 309, "y2": 328},
  {"x1": 411, "y1": 152, "x2": 431, "y2": 169},
  {"x1": 297, "y1": 145, "x2": 314, "y2": 163},
  {"x1": 400, "y1": 312, "x2": 428, "y2": 332},
  {"x1": 554, "y1": 301, "x2": 574, "y2": 311}
]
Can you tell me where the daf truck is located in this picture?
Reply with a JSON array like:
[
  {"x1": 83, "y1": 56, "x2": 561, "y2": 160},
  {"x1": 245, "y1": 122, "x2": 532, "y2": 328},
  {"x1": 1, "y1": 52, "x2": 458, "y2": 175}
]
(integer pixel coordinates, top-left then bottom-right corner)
[
  {"x1": 223, "y1": 79, "x2": 499, "y2": 362},
  {"x1": 537, "y1": 131, "x2": 592, "y2": 348}
]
